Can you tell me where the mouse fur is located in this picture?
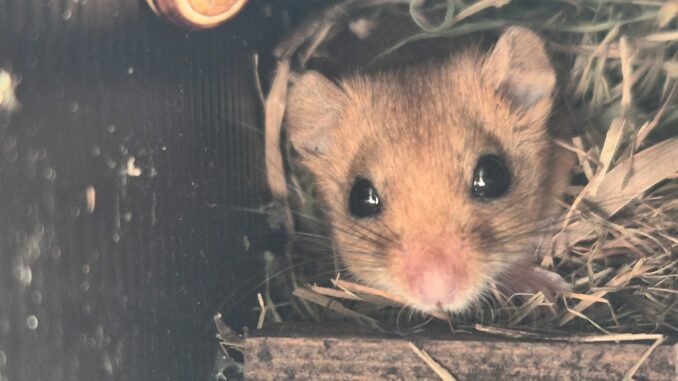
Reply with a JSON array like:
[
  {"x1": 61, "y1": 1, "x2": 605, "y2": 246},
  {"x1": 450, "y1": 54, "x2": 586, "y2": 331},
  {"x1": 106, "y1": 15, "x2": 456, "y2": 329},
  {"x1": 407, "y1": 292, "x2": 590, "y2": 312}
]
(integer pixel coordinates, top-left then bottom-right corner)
[{"x1": 285, "y1": 26, "x2": 575, "y2": 313}]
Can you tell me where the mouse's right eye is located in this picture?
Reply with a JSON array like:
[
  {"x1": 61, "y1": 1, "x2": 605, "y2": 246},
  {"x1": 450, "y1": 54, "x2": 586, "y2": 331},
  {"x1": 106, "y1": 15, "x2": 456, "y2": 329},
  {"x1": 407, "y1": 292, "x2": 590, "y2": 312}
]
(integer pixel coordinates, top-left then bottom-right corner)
[
  {"x1": 471, "y1": 155, "x2": 510, "y2": 200},
  {"x1": 348, "y1": 178, "x2": 382, "y2": 218}
]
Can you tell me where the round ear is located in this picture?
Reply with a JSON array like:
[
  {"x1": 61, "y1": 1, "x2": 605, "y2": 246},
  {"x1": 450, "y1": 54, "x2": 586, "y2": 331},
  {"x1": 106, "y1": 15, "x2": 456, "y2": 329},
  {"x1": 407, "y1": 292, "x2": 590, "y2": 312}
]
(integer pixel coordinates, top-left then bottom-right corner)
[
  {"x1": 286, "y1": 71, "x2": 348, "y2": 157},
  {"x1": 482, "y1": 26, "x2": 556, "y2": 112}
]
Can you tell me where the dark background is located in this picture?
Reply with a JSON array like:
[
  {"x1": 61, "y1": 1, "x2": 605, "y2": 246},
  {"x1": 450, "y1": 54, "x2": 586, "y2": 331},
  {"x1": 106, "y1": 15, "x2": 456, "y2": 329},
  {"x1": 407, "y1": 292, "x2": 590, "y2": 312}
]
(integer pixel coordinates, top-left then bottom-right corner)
[{"x1": 0, "y1": 0, "x2": 309, "y2": 379}]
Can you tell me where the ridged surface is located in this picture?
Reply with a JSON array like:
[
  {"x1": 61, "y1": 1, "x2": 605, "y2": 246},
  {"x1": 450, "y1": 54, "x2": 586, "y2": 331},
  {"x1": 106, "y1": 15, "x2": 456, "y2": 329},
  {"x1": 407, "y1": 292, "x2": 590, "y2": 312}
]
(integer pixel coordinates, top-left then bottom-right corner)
[{"x1": 0, "y1": 0, "x2": 269, "y2": 379}]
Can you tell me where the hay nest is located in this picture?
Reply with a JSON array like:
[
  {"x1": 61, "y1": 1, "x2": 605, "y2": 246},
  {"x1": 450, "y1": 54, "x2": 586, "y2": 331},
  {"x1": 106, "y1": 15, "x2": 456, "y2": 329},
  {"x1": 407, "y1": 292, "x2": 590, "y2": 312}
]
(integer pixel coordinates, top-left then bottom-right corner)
[{"x1": 256, "y1": 0, "x2": 678, "y2": 338}]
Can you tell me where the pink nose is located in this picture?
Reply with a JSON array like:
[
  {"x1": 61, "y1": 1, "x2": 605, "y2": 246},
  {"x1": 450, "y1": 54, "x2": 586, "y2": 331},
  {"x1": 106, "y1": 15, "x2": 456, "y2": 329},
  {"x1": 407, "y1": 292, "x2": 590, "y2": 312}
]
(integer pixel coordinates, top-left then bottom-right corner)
[{"x1": 401, "y1": 244, "x2": 468, "y2": 306}]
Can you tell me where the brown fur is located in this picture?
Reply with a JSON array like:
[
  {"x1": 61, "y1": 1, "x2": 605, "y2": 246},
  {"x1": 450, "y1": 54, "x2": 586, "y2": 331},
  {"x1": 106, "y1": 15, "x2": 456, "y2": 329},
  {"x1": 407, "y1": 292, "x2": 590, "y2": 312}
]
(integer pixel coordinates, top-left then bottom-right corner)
[{"x1": 286, "y1": 27, "x2": 575, "y2": 313}]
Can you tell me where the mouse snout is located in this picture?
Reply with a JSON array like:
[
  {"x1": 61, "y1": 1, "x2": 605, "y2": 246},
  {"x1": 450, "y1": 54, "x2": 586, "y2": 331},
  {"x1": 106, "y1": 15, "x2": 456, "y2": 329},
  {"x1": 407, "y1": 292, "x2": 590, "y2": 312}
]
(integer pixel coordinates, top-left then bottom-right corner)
[{"x1": 397, "y1": 241, "x2": 473, "y2": 308}]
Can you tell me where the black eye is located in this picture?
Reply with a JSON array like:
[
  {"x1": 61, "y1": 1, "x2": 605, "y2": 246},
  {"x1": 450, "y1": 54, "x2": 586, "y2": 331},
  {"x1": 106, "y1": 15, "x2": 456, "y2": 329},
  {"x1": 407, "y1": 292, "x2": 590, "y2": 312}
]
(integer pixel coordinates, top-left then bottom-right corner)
[
  {"x1": 348, "y1": 178, "x2": 382, "y2": 218},
  {"x1": 471, "y1": 155, "x2": 510, "y2": 199}
]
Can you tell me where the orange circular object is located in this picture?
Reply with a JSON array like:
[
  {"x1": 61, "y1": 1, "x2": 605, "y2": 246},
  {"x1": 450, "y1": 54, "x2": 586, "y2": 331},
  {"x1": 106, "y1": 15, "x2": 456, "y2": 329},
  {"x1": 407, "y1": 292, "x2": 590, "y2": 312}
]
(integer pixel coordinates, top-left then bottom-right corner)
[{"x1": 146, "y1": 0, "x2": 249, "y2": 29}]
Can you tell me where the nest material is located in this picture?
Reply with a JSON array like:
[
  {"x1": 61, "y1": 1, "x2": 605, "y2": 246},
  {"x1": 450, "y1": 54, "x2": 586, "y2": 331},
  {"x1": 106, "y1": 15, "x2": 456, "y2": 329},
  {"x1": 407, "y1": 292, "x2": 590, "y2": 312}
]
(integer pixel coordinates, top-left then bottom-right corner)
[{"x1": 259, "y1": 0, "x2": 678, "y2": 337}]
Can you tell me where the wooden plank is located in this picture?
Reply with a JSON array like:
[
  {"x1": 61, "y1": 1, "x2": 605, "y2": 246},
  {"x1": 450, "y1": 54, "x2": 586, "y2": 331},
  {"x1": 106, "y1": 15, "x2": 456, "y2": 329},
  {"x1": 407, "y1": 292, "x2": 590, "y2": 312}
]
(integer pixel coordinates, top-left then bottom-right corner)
[{"x1": 244, "y1": 323, "x2": 677, "y2": 381}]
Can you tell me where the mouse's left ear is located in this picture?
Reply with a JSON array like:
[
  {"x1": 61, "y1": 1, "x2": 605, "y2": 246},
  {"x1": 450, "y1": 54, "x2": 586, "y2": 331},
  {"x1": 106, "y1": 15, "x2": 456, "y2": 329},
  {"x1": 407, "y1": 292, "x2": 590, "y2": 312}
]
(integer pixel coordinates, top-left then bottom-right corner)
[
  {"x1": 286, "y1": 71, "x2": 348, "y2": 158},
  {"x1": 482, "y1": 26, "x2": 556, "y2": 114}
]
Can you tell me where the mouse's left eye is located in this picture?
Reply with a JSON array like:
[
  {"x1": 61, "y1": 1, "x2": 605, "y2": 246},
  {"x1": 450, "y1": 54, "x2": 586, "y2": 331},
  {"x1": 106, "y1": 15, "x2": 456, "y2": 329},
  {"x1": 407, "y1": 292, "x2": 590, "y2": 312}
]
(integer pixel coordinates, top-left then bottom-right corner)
[
  {"x1": 349, "y1": 178, "x2": 382, "y2": 218},
  {"x1": 471, "y1": 155, "x2": 510, "y2": 199}
]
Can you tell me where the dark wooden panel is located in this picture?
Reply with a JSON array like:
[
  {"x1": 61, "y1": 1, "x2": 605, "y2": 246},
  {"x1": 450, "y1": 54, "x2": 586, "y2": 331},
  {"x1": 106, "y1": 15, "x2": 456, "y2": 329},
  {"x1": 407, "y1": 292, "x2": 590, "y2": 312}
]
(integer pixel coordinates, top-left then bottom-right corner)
[{"x1": 0, "y1": 0, "x2": 274, "y2": 379}]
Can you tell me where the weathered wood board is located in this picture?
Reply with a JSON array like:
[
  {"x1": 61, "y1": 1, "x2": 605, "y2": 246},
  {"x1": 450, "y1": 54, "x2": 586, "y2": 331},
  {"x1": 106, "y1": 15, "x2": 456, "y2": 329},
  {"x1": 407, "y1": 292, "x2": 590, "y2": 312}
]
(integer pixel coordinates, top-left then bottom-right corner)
[{"x1": 245, "y1": 323, "x2": 677, "y2": 381}]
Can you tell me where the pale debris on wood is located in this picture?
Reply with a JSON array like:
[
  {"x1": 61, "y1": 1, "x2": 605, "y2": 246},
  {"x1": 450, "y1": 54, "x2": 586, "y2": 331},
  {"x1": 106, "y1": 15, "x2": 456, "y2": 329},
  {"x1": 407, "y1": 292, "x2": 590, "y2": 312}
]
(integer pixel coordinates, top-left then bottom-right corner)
[
  {"x1": 257, "y1": 293, "x2": 266, "y2": 330},
  {"x1": 621, "y1": 335, "x2": 666, "y2": 381},
  {"x1": 86, "y1": 185, "x2": 96, "y2": 213},
  {"x1": 126, "y1": 157, "x2": 143, "y2": 177},
  {"x1": 408, "y1": 342, "x2": 458, "y2": 381}
]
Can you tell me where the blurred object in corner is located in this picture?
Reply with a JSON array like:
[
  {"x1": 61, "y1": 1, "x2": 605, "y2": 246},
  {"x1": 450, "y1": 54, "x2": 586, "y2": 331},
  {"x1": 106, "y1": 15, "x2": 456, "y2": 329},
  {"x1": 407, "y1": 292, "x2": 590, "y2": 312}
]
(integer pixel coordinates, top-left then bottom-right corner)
[
  {"x1": 0, "y1": 69, "x2": 20, "y2": 116},
  {"x1": 146, "y1": 0, "x2": 249, "y2": 29}
]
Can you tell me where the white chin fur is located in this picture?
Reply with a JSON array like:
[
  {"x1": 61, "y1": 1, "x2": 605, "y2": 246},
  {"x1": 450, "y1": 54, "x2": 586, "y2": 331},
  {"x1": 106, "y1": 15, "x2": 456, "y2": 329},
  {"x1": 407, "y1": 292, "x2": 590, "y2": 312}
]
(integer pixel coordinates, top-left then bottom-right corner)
[{"x1": 409, "y1": 284, "x2": 485, "y2": 314}]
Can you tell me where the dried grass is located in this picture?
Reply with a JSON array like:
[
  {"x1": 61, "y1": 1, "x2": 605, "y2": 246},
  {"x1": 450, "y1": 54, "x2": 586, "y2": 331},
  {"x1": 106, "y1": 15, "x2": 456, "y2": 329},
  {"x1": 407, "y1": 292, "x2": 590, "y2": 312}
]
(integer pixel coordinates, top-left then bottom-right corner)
[
  {"x1": 408, "y1": 342, "x2": 458, "y2": 381},
  {"x1": 257, "y1": 0, "x2": 678, "y2": 341}
]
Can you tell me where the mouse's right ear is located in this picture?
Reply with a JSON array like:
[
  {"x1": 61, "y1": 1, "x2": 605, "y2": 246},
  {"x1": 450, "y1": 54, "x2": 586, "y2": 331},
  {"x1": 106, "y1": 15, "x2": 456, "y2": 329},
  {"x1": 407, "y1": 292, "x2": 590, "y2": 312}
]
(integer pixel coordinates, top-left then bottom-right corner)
[{"x1": 286, "y1": 71, "x2": 348, "y2": 158}]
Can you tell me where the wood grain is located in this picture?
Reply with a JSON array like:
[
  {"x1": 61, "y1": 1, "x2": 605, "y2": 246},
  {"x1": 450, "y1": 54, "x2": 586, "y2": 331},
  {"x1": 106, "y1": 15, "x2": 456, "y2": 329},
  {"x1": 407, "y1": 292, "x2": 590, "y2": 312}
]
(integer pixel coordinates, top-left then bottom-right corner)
[{"x1": 245, "y1": 323, "x2": 677, "y2": 381}]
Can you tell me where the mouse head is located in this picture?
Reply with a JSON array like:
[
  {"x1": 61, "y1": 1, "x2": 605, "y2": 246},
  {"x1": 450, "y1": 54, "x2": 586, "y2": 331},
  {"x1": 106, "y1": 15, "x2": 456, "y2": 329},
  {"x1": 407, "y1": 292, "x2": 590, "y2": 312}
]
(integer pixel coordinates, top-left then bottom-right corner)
[{"x1": 286, "y1": 27, "x2": 572, "y2": 313}]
